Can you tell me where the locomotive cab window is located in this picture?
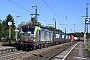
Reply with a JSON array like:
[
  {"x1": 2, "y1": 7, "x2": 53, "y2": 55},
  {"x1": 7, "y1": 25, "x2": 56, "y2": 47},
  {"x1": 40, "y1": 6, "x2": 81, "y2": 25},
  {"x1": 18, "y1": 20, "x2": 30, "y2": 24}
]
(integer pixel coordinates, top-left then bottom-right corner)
[{"x1": 22, "y1": 27, "x2": 34, "y2": 34}]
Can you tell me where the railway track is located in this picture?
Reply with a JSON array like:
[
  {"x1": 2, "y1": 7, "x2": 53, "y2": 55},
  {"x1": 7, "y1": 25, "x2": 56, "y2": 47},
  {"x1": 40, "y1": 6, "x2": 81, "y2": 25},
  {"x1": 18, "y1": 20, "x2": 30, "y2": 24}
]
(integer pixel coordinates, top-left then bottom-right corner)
[
  {"x1": 0, "y1": 46, "x2": 17, "y2": 54},
  {"x1": 0, "y1": 42, "x2": 77, "y2": 60},
  {"x1": 53, "y1": 42, "x2": 80, "y2": 60}
]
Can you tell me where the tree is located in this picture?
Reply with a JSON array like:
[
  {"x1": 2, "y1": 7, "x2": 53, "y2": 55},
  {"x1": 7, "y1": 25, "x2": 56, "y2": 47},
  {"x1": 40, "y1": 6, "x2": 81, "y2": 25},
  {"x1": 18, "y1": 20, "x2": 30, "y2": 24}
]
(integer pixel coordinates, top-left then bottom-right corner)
[
  {"x1": 37, "y1": 22, "x2": 41, "y2": 27},
  {"x1": 0, "y1": 20, "x2": 3, "y2": 40},
  {"x1": 2, "y1": 20, "x2": 8, "y2": 41},
  {"x1": 18, "y1": 21, "x2": 25, "y2": 30},
  {"x1": 47, "y1": 26, "x2": 54, "y2": 31},
  {"x1": 4, "y1": 14, "x2": 16, "y2": 43},
  {"x1": 56, "y1": 29, "x2": 62, "y2": 33},
  {"x1": 31, "y1": 17, "x2": 37, "y2": 25}
]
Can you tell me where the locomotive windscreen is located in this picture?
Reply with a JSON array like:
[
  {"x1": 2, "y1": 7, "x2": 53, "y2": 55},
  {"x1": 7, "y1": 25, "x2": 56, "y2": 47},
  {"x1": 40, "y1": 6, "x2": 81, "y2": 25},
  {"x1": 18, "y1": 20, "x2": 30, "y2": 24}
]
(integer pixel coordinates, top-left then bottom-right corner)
[{"x1": 22, "y1": 26, "x2": 34, "y2": 34}]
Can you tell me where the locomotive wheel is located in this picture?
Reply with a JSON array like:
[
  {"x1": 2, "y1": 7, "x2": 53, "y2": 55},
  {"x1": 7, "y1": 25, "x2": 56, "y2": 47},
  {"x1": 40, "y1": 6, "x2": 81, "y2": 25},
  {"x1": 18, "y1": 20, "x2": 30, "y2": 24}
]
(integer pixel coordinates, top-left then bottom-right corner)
[
  {"x1": 24, "y1": 44, "x2": 28, "y2": 51},
  {"x1": 38, "y1": 44, "x2": 41, "y2": 49},
  {"x1": 30, "y1": 45, "x2": 34, "y2": 50},
  {"x1": 33, "y1": 46, "x2": 36, "y2": 50},
  {"x1": 21, "y1": 44, "x2": 24, "y2": 50}
]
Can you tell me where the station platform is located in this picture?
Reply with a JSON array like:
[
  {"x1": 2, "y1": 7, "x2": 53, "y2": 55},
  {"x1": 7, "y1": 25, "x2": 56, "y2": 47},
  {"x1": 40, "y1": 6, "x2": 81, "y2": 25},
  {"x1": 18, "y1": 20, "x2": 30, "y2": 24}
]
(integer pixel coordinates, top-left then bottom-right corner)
[{"x1": 65, "y1": 42, "x2": 90, "y2": 60}]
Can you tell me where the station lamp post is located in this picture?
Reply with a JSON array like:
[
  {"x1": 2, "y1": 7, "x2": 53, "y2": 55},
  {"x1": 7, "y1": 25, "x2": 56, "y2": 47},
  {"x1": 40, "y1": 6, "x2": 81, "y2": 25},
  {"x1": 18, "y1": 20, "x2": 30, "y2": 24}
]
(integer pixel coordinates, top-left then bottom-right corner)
[{"x1": 15, "y1": 16, "x2": 20, "y2": 43}]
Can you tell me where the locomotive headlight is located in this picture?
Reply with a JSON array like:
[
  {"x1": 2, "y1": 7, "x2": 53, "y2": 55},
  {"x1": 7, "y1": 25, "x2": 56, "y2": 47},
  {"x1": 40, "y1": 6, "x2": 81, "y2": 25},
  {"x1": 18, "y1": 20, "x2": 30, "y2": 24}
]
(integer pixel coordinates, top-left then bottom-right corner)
[
  {"x1": 27, "y1": 31, "x2": 31, "y2": 33},
  {"x1": 33, "y1": 39, "x2": 36, "y2": 41},
  {"x1": 21, "y1": 41, "x2": 24, "y2": 44}
]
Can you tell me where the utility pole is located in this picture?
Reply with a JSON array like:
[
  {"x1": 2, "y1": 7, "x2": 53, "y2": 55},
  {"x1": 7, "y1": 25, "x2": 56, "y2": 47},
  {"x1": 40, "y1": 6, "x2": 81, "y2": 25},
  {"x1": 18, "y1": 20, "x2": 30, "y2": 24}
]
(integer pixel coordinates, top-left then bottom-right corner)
[
  {"x1": 54, "y1": 18, "x2": 56, "y2": 29},
  {"x1": 70, "y1": 28, "x2": 72, "y2": 33},
  {"x1": 85, "y1": 3, "x2": 88, "y2": 33},
  {"x1": 83, "y1": 3, "x2": 90, "y2": 48},
  {"x1": 9, "y1": 25, "x2": 11, "y2": 44},
  {"x1": 65, "y1": 27, "x2": 66, "y2": 34},
  {"x1": 73, "y1": 24, "x2": 75, "y2": 33},
  {"x1": 84, "y1": 3, "x2": 89, "y2": 47},
  {"x1": 31, "y1": 5, "x2": 39, "y2": 25},
  {"x1": 53, "y1": 17, "x2": 56, "y2": 42},
  {"x1": 60, "y1": 24, "x2": 67, "y2": 34},
  {"x1": 8, "y1": 22, "x2": 12, "y2": 44}
]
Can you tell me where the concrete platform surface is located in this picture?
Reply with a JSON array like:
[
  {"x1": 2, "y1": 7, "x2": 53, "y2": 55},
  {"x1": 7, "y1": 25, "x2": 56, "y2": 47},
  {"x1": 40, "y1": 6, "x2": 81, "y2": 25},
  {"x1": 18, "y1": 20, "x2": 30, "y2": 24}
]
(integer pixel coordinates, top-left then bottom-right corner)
[{"x1": 65, "y1": 42, "x2": 90, "y2": 60}]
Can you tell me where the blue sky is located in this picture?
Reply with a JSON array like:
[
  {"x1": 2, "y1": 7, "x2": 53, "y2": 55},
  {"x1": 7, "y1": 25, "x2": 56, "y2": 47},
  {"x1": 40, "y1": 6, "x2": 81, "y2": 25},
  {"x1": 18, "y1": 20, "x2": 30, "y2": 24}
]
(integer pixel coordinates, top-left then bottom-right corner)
[{"x1": 0, "y1": 0, "x2": 90, "y2": 33}]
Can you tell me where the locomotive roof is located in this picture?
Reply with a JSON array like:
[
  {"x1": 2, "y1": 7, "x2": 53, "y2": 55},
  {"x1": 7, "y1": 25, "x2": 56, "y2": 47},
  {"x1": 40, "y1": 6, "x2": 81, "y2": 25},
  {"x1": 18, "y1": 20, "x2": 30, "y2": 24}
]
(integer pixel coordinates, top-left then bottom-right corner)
[
  {"x1": 22, "y1": 25, "x2": 35, "y2": 28},
  {"x1": 22, "y1": 25, "x2": 47, "y2": 29},
  {"x1": 22, "y1": 25, "x2": 51, "y2": 31}
]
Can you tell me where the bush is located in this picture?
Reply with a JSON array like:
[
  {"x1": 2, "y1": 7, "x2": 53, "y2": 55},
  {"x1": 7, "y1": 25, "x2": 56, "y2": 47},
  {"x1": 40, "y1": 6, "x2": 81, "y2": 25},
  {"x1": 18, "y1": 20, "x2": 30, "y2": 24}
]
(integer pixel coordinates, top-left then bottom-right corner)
[
  {"x1": 0, "y1": 42, "x2": 2, "y2": 46},
  {"x1": 11, "y1": 40, "x2": 16, "y2": 44},
  {"x1": 86, "y1": 41, "x2": 90, "y2": 57}
]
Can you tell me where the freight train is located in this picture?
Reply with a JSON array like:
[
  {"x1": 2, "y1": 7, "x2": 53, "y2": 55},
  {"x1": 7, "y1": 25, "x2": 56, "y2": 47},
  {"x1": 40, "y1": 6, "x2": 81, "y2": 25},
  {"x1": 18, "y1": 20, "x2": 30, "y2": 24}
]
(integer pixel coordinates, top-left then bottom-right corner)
[{"x1": 18, "y1": 25, "x2": 71, "y2": 50}]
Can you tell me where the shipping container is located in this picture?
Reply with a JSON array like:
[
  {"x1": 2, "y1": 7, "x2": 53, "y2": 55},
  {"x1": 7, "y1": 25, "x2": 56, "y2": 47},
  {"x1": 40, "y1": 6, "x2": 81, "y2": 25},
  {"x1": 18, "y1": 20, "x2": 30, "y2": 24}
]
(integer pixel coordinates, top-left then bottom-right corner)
[
  {"x1": 65, "y1": 34, "x2": 70, "y2": 40},
  {"x1": 70, "y1": 35, "x2": 74, "y2": 41}
]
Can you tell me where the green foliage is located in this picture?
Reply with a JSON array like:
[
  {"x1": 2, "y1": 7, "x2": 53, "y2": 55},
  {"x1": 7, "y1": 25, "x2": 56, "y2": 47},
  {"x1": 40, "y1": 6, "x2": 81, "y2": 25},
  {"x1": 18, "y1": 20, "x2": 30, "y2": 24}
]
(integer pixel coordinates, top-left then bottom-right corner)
[
  {"x1": 0, "y1": 42, "x2": 2, "y2": 46},
  {"x1": 56, "y1": 29, "x2": 62, "y2": 33},
  {"x1": 44, "y1": 26, "x2": 62, "y2": 32},
  {"x1": 87, "y1": 33, "x2": 90, "y2": 38},
  {"x1": 31, "y1": 17, "x2": 37, "y2": 25},
  {"x1": 70, "y1": 32, "x2": 90, "y2": 39},
  {"x1": 44, "y1": 26, "x2": 54, "y2": 31},
  {"x1": 69, "y1": 32, "x2": 84, "y2": 37},
  {"x1": 0, "y1": 20, "x2": 3, "y2": 40},
  {"x1": 86, "y1": 41, "x2": 90, "y2": 57},
  {"x1": 5, "y1": 14, "x2": 15, "y2": 41},
  {"x1": 0, "y1": 14, "x2": 16, "y2": 43},
  {"x1": 18, "y1": 16, "x2": 62, "y2": 33},
  {"x1": 87, "y1": 41, "x2": 90, "y2": 51}
]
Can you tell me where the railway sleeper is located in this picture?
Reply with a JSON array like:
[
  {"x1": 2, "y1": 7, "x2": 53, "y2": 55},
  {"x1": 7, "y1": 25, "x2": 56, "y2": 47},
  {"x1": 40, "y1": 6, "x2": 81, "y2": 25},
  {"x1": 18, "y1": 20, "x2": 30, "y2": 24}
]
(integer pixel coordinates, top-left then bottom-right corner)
[
  {"x1": 0, "y1": 48, "x2": 17, "y2": 54},
  {"x1": 0, "y1": 42, "x2": 75, "y2": 60},
  {"x1": 34, "y1": 42, "x2": 74, "y2": 60}
]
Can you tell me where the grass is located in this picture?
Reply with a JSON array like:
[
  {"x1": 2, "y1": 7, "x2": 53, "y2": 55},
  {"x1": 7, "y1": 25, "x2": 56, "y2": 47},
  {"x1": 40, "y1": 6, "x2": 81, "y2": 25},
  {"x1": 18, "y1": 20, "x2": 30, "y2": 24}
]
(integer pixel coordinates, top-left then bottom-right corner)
[
  {"x1": 0, "y1": 40, "x2": 16, "y2": 46},
  {"x1": 86, "y1": 41, "x2": 90, "y2": 57},
  {"x1": 10, "y1": 41, "x2": 16, "y2": 44},
  {"x1": 0, "y1": 42, "x2": 2, "y2": 46}
]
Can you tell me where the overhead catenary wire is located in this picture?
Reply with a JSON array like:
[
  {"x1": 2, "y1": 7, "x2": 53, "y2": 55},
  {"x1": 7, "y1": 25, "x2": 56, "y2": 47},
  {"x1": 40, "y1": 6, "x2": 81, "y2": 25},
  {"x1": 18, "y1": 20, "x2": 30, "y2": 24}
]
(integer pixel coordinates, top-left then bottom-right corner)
[
  {"x1": 22, "y1": 0, "x2": 52, "y2": 22},
  {"x1": 42, "y1": 0, "x2": 72, "y2": 32},
  {"x1": 49, "y1": 0, "x2": 85, "y2": 20},
  {"x1": 7, "y1": 0, "x2": 50, "y2": 24},
  {"x1": 49, "y1": 0, "x2": 72, "y2": 28},
  {"x1": 42, "y1": 0, "x2": 70, "y2": 32},
  {"x1": 8, "y1": 0, "x2": 65, "y2": 26},
  {"x1": 49, "y1": 0, "x2": 85, "y2": 28},
  {"x1": 7, "y1": 0, "x2": 84, "y2": 32},
  {"x1": 42, "y1": 0, "x2": 64, "y2": 23},
  {"x1": 22, "y1": 0, "x2": 52, "y2": 19},
  {"x1": 17, "y1": 0, "x2": 51, "y2": 23},
  {"x1": 49, "y1": 0, "x2": 71, "y2": 30},
  {"x1": 50, "y1": 0, "x2": 63, "y2": 16},
  {"x1": 68, "y1": 8, "x2": 85, "y2": 16},
  {"x1": 39, "y1": 17, "x2": 51, "y2": 24},
  {"x1": 44, "y1": 1, "x2": 82, "y2": 31},
  {"x1": 8, "y1": 0, "x2": 32, "y2": 13}
]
